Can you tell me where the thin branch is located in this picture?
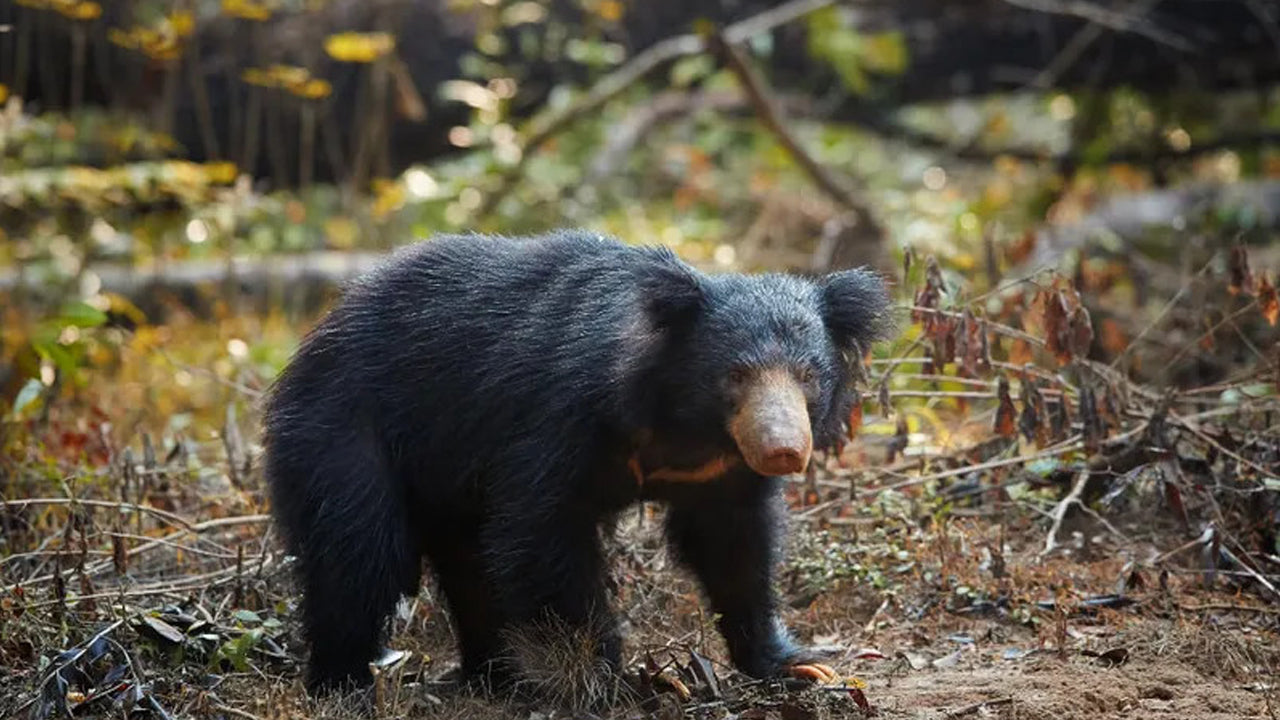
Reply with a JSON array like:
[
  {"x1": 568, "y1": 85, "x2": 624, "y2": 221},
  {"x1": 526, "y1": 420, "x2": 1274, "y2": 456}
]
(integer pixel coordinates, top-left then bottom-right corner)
[
  {"x1": 709, "y1": 29, "x2": 874, "y2": 223},
  {"x1": 1004, "y1": 0, "x2": 1194, "y2": 52},
  {"x1": 477, "y1": 0, "x2": 837, "y2": 215},
  {"x1": 1040, "y1": 468, "x2": 1090, "y2": 557}
]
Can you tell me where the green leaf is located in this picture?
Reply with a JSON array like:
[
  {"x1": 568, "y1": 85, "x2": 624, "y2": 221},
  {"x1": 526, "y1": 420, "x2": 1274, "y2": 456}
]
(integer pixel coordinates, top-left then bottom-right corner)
[
  {"x1": 31, "y1": 339, "x2": 78, "y2": 383},
  {"x1": 233, "y1": 609, "x2": 262, "y2": 625},
  {"x1": 217, "y1": 629, "x2": 262, "y2": 672},
  {"x1": 860, "y1": 32, "x2": 908, "y2": 75},
  {"x1": 57, "y1": 301, "x2": 108, "y2": 328},
  {"x1": 11, "y1": 378, "x2": 44, "y2": 419},
  {"x1": 670, "y1": 55, "x2": 714, "y2": 89}
]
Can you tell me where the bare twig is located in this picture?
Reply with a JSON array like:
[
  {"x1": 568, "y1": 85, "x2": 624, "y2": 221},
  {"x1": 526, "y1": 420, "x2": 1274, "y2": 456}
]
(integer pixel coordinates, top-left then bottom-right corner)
[
  {"x1": 709, "y1": 30, "x2": 873, "y2": 222},
  {"x1": 944, "y1": 696, "x2": 1015, "y2": 718},
  {"x1": 478, "y1": 0, "x2": 836, "y2": 215},
  {"x1": 0, "y1": 498, "x2": 193, "y2": 530},
  {"x1": 1040, "y1": 469, "x2": 1090, "y2": 557}
]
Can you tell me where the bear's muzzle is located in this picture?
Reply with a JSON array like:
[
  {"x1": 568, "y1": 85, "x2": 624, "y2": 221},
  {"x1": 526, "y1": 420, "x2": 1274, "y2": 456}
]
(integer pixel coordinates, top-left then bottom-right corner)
[{"x1": 729, "y1": 368, "x2": 813, "y2": 477}]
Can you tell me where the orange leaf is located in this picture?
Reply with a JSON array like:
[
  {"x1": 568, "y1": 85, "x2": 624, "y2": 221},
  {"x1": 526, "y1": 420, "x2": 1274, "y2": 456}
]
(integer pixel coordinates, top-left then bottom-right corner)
[
  {"x1": 1258, "y1": 273, "x2": 1278, "y2": 326},
  {"x1": 847, "y1": 395, "x2": 863, "y2": 439}
]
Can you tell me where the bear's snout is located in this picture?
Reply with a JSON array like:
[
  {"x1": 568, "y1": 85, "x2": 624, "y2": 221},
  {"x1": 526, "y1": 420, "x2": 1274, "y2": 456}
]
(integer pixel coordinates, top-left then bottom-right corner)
[{"x1": 729, "y1": 368, "x2": 813, "y2": 477}]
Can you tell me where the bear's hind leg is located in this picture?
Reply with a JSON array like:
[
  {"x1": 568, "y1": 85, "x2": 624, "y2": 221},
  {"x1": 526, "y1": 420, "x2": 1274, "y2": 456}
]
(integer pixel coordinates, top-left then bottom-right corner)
[
  {"x1": 273, "y1": 430, "x2": 420, "y2": 693},
  {"x1": 482, "y1": 506, "x2": 622, "y2": 671},
  {"x1": 425, "y1": 532, "x2": 507, "y2": 684}
]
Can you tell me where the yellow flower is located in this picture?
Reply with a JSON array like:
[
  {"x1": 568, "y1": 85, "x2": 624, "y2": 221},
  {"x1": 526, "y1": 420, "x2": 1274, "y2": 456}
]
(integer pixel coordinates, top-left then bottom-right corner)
[
  {"x1": 268, "y1": 65, "x2": 310, "y2": 88},
  {"x1": 324, "y1": 32, "x2": 395, "y2": 63},
  {"x1": 241, "y1": 67, "x2": 276, "y2": 87},
  {"x1": 204, "y1": 162, "x2": 238, "y2": 184},
  {"x1": 57, "y1": 1, "x2": 101, "y2": 20},
  {"x1": 292, "y1": 78, "x2": 332, "y2": 100},
  {"x1": 221, "y1": 0, "x2": 271, "y2": 22},
  {"x1": 169, "y1": 11, "x2": 195, "y2": 36},
  {"x1": 371, "y1": 178, "x2": 405, "y2": 220},
  {"x1": 0, "y1": 84, "x2": 9, "y2": 105},
  {"x1": 107, "y1": 28, "x2": 139, "y2": 50}
]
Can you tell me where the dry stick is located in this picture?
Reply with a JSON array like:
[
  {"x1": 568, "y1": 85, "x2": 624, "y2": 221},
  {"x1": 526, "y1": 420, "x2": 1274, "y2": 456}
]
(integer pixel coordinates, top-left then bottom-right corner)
[
  {"x1": 1109, "y1": 255, "x2": 1216, "y2": 371},
  {"x1": 1041, "y1": 469, "x2": 1090, "y2": 558},
  {"x1": 0, "y1": 498, "x2": 194, "y2": 531},
  {"x1": 1179, "y1": 603, "x2": 1280, "y2": 616},
  {"x1": 1161, "y1": 300, "x2": 1261, "y2": 381},
  {"x1": 14, "y1": 619, "x2": 126, "y2": 716},
  {"x1": 912, "y1": 305, "x2": 1045, "y2": 347},
  {"x1": 710, "y1": 29, "x2": 874, "y2": 221},
  {"x1": 1169, "y1": 410, "x2": 1275, "y2": 480},
  {"x1": 1004, "y1": 0, "x2": 1193, "y2": 50},
  {"x1": 863, "y1": 436, "x2": 1086, "y2": 496},
  {"x1": 1025, "y1": 0, "x2": 1165, "y2": 89},
  {"x1": 1, "y1": 513, "x2": 270, "y2": 594},
  {"x1": 944, "y1": 696, "x2": 1015, "y2": 718},
  {"x1": 477, "y1": 0, "x2": 836, "y2": 215},
  {"x1": 1220, "y1": 543, "x2": 1280, "y2": 601}
]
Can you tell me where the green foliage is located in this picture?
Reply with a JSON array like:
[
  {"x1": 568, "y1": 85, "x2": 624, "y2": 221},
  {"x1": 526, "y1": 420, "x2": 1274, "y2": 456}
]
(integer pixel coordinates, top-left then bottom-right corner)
[{"x1": 805, "y1": 6, "x2": 908, "y2": 95}]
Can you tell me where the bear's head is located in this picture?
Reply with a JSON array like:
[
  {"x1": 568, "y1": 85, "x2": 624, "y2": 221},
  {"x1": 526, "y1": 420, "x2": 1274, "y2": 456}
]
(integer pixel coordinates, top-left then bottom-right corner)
[{"x1": 635, "y1": 251, "x2": 893, "y2": 477}]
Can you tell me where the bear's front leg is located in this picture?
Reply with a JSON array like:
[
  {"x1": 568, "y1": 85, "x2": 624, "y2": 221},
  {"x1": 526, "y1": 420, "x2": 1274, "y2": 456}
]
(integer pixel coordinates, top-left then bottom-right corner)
[
  {"x1": 664, "y1": 483, "x2": 837, "y2": 683},
  {"x1": 482, "y1": 502, "x2": 623, "y2": 678}
]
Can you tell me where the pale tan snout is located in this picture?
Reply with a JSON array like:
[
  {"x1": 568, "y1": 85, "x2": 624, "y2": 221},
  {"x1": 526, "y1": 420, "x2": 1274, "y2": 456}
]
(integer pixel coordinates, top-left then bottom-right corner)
[{"x1": 728, "y1": 368, "x2": 813, "y2": 477}]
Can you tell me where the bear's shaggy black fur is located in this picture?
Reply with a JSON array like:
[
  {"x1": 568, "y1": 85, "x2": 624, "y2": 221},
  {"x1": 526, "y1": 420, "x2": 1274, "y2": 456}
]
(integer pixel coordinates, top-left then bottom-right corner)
[{"x1": 263, "y1": 231, "x2": 892, "y2": 693}]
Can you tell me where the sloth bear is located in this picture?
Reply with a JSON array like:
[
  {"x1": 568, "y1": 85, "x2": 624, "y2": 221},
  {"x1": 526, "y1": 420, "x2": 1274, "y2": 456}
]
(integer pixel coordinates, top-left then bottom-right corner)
[{"x1": 262, "y1": 231, "x2": 892, "y2": 693}]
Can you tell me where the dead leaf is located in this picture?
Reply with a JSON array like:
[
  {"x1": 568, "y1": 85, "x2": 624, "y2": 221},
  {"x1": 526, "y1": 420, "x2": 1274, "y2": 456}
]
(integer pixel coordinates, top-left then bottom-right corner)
[
  {"x1": 137, "y1": 616, "x2": 184, "y2": 645},
  {"x1": 995, "y1": 376, "x2": 1017, "y2": 438},
  {"x1": 1229, "y1": 245, "x2": 1255, "y2": 296},
  {"x1": 1258, "y1": 273, "x2": 1278, "y2": 326}
]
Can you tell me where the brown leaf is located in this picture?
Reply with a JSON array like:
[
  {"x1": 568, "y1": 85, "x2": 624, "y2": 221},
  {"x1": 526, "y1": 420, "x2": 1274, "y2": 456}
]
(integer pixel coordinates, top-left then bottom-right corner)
[
  {"x1": 847, "y1": 686, "x2": 874, "y2": 714},
  {"x1": 848, "y1": 393, "x2": 864, "y2": 439},
  {"x1": 112, "y1": 531, "x2": 127, "y2": 575},
  {"x1": 1258, "y1": 273, "x2": 1278, "y2": 326},
  {"x1": 1019, "y1": 375, "x2": 1048, "y2": 447},
  {"x1": 1006, "y1": 229, "x2": 1037, "y2": 265},
  {"x1": 1099, "y1": 317, "x2": 1127, "y2": 355},
  {"x1": 1228, "y1": 245, "x2": 1255, "y2": 296},
  {"x1": 1009, "y1": 338, "x2": 1035, "y2": 366},
  {"x1": 887, "y1": 416, "x2": 909, "y2": 463},
  {"x1": 957, "y1": 310, "x2": 989, "y2": 378},
  {"x1": 995, "y1": 376, "x2": 1017, "y2": 438},
  {"x1": 1068, "y1": 305, "x2": 1094, "y2": 359},
  {"x1": 912, "y1": 256, "x2": 947, "y2": 333}
]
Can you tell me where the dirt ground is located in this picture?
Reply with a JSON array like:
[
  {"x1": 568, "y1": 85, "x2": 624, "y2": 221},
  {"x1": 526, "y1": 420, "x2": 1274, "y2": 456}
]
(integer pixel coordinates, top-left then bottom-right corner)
[{"x1": 2, "y1": 453, "x2": 1277, "y2": 720}]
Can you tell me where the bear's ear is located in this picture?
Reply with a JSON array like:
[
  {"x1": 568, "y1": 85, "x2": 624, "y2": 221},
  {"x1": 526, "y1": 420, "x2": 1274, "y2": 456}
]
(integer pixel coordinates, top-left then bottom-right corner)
[
  {"x1": 820, "y1": 268, "x2": 894, "y2": 356},
  {"x1": 635, "y1": 249, "x2": 704, "y2": 328}
]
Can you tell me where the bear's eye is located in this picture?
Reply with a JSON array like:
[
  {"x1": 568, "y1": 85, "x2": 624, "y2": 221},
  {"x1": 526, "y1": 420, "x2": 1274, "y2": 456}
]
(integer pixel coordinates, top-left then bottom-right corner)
[
  {"x1": 797, "y1": 366, "x2": 817, "y2": 384},
  {"x1": 727, "y1": 368, "x2": 748, "y2": 385}
]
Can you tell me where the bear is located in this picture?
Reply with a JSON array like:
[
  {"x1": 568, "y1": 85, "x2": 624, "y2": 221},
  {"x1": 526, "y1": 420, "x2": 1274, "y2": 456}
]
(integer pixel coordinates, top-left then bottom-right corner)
[{"x1": 261, "y1": 230, "x2": 893, "y2": 695}]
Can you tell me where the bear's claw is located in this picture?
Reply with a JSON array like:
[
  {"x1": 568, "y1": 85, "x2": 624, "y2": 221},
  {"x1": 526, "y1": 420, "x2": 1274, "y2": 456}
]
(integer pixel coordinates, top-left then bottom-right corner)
[{"x1": 786, "y1": 663, "x2": 840, "y2": 684}]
